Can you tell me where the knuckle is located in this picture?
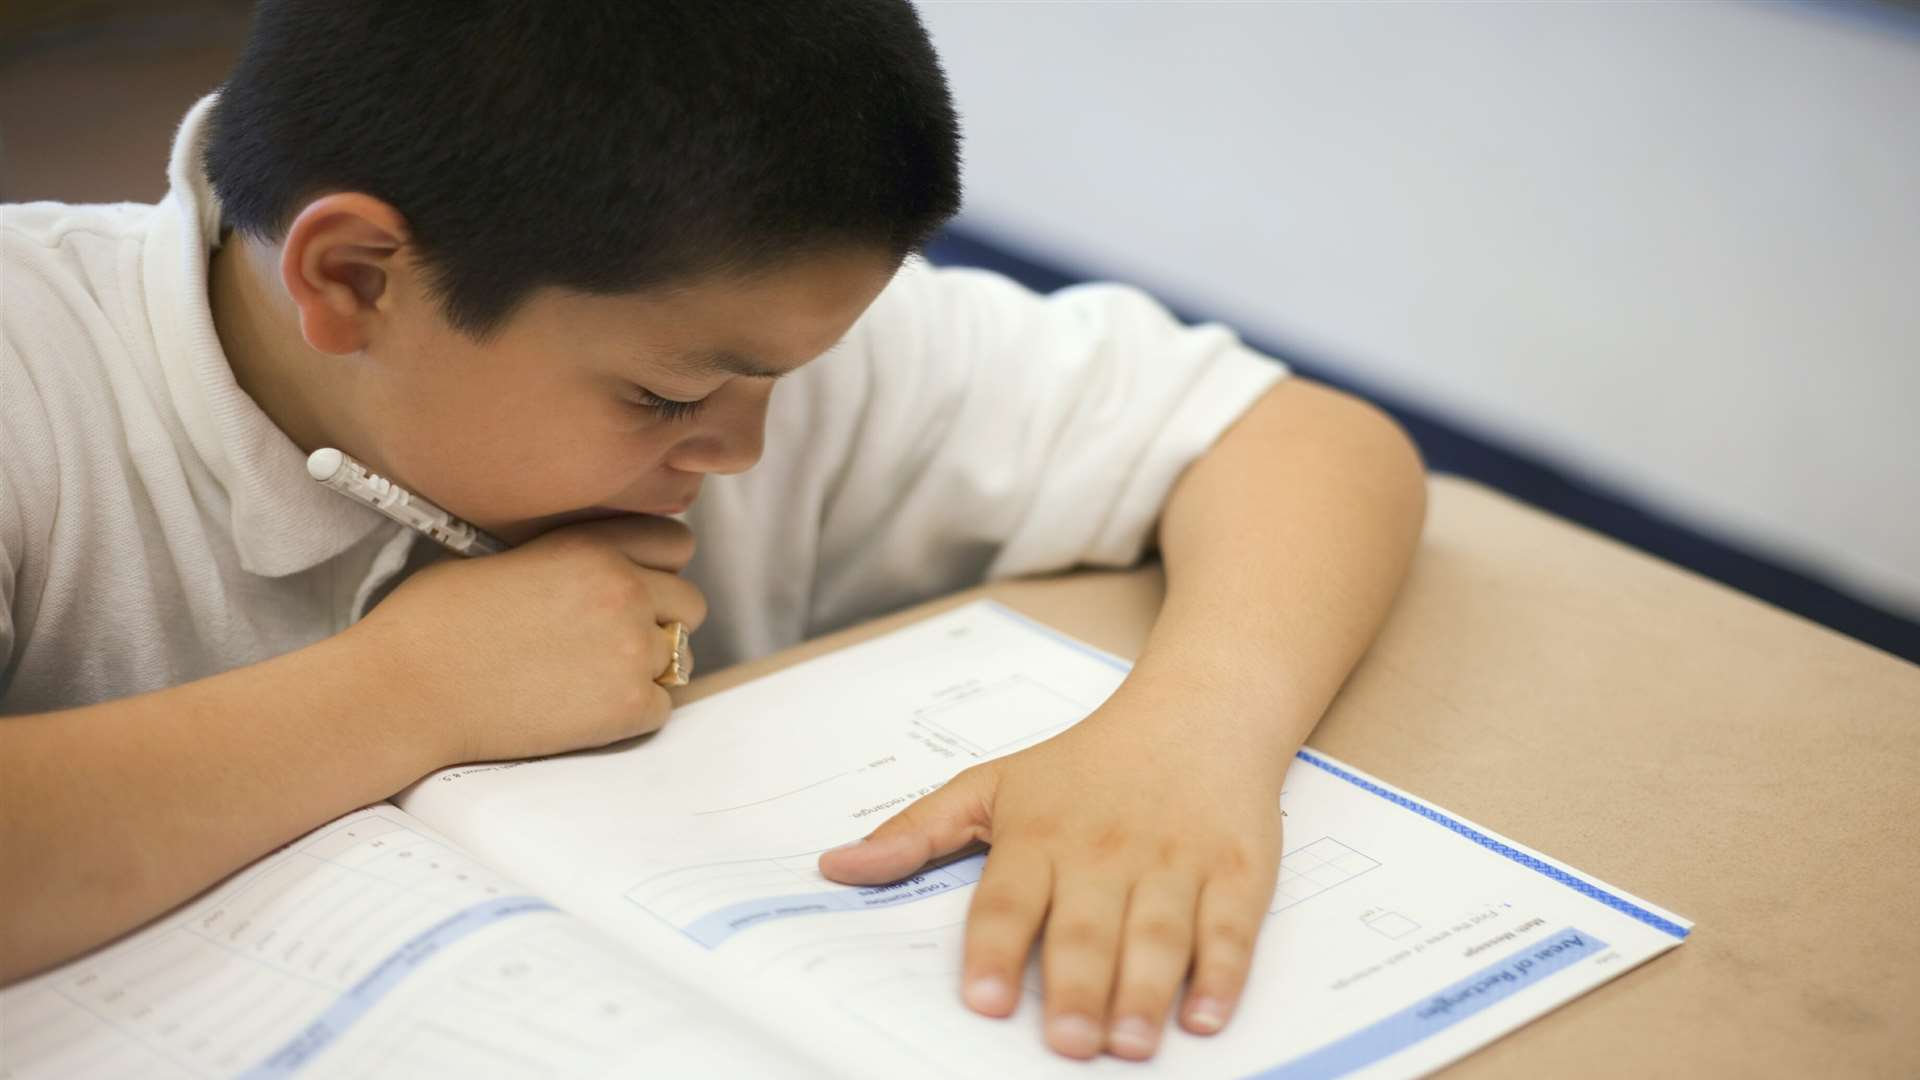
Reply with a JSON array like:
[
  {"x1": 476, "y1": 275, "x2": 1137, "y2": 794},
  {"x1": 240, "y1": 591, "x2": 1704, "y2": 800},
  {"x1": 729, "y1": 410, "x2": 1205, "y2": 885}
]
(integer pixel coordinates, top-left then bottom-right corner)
[
  {"x1": 1131, "y1": 916, "x2": 1190, "y2": 952},
  {"x1": 1200, "y1": 921, "x2": 1255, "y2": 964},
  {"x1": 609, "y1": 573, "x2": 650, "y2": 611},
  {"x1": 1045, "y1": 919, "x2": 1108, "y2": 953},
  {"x1": 1089, "y1": 825, "x2": 1129, "y2": 857},
  {"x1": 1212, "y1": 844, "x2": 1251, "y2": 875},
  {"x1": 612, "y1": 631, "x2": 644, "y2": 664}
]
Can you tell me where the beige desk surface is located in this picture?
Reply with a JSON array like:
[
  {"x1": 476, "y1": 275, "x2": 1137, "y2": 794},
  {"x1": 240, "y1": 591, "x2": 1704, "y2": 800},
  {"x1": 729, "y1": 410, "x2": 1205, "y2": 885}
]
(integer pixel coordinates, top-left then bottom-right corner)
[{"x1": 683, "y1": 474, "x2": 1920, "y2": 1077}]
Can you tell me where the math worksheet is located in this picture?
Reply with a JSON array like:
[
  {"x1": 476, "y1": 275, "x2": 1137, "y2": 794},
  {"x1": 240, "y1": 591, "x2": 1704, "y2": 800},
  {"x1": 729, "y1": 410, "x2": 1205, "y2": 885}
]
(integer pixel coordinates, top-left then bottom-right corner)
[{"x1": 2, "y1": 602, "x2": 1690, "y2": 1078}]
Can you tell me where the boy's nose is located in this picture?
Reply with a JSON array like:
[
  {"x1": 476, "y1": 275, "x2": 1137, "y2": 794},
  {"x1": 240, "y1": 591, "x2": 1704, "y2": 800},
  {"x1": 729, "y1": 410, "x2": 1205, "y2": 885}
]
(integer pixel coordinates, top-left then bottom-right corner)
[
  {"x1": 664, "y1": 399, "x2": 769, "y2": 477},
  {"x1": 672, "y1": 434, "x2": 763, "y2": 477}
]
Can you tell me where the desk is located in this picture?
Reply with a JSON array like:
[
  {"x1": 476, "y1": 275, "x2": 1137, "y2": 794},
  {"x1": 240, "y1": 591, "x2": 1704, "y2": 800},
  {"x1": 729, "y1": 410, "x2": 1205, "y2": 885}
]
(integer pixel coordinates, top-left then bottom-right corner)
[{"x1": 685, "y1": 474, "x2": 1920, "y2": 1077}]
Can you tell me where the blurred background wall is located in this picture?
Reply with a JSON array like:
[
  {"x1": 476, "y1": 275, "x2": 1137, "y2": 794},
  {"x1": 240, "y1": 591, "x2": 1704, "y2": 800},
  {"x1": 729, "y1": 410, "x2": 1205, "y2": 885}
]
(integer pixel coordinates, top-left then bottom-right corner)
[
  {"x1": 0, "y1": 2, "x2": 249, "y2": 202},
  {"x1": 3, "y1": 1, "x2": 1916, "y2": 658},
  {"x1": 915, "y1": 1, "x2": 1920, "y2": 632}
]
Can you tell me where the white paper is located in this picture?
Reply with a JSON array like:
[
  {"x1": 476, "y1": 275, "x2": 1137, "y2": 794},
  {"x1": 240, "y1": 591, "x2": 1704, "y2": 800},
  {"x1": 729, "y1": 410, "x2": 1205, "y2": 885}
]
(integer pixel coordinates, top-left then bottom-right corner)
[
  {"x1": 396, "y1": 601, "x2": 1692, "y2": 1079},
  {"x1": 0, "y1": 805, "x2": 830, "y2": 1079}
]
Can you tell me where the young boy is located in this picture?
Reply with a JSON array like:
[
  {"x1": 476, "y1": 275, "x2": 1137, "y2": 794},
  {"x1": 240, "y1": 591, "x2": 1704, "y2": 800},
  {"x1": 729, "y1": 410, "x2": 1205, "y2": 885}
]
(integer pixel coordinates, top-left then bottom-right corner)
[{"x1": 0, "y1": 0, "x2": 1425, "y2": 1064}]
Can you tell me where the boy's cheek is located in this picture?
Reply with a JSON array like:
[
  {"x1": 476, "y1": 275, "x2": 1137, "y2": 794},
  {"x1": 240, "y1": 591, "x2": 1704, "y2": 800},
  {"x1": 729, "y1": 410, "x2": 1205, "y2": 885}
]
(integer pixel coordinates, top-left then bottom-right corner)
[{"x1": 395, "y1": 420, "x2": 632, "y2": 524}]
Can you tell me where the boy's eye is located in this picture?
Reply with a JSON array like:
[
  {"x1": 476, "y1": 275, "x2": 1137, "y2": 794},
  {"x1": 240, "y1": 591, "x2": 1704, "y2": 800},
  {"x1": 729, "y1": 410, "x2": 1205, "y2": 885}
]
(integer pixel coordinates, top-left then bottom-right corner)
[{"x1": 630, "y1": 388, "x2": 707, "y2": 422}]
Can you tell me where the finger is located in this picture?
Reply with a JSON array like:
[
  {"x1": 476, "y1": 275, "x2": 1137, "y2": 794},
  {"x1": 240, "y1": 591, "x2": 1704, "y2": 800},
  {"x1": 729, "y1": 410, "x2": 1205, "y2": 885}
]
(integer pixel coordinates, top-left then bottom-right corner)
[
  {"x1": 637, "y1": 569, "x2": 708, "y2": 631},
  {"x1": 1181, "y1": 874, "x2": 1269, "y2": 1035},
  {"x1": 1104, "y1": 871, "x2": 1201, "y2": 1060},
  {"x1": 818, "y1": 767, "x2": 994, "y2": 885},
  {"x1": 959, "y1": 843, "x2": 1051, "y2": 1019},
  {"x1": 1039, "y1": 871, "x2": 1128, "y2": 1060},
  {"x1": 553, "y1": 513, "x2": 697, "y2": 572},
  {"x1": 596, "y1": 682, "x2": 675, "y2": 747}
]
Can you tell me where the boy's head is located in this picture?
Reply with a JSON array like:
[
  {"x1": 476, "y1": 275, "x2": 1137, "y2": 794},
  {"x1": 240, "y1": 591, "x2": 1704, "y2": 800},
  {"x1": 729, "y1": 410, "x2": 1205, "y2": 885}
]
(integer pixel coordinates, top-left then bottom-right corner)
[{"x1": 202, "y1": 0, "x2": 962, "y2": 539}]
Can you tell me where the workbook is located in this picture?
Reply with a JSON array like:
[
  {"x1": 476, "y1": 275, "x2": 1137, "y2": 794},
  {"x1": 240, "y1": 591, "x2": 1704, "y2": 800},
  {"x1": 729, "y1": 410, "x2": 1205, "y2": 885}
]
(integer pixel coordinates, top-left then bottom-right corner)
[{"x1": 0, "y1": 602, "x2": 1691, "y2": 1079}]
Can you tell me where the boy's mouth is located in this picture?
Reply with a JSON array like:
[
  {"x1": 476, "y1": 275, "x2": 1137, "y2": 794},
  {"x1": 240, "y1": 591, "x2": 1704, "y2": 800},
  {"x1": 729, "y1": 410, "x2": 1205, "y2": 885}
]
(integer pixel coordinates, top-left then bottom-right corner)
[
  {"x1": 635, "y1": 497, "x2": 696, "y2": 516},
  {"x1": 631, "y1": 482, "x2": 703, "y2": 516}
]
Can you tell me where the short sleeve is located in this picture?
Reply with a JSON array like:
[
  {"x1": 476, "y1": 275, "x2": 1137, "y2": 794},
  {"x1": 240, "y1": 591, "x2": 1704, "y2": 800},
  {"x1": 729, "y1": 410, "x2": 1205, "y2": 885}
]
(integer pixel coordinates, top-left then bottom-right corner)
[
  {"x1": 0, "y1": 336, "x2": 38, "y2": 684},
  {"x1": 0, "y1": 476, "x2": 17, "y2": 681},
  {"x1": 807, "y1": 259, "x2": 1286, "y2": 632}
]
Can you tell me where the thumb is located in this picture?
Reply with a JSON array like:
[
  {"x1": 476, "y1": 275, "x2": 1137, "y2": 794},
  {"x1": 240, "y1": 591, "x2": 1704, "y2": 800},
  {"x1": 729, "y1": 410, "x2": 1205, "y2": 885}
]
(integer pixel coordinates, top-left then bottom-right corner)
[{"x1": 818, "y1": 766, "x2": 998, "y2": 885}]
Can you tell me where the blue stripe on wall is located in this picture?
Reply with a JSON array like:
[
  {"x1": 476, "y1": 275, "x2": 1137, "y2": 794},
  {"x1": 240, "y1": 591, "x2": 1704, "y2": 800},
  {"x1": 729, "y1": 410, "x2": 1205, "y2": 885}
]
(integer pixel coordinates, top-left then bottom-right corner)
[{"x1": 925, "y1": 226, "x2": 1920, "y2": 665}]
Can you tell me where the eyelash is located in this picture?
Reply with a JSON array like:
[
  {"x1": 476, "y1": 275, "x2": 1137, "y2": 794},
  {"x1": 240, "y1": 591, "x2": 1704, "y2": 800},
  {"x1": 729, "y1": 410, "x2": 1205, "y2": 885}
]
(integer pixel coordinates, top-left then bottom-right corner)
[{"x1": 632, "y1": 389, "x2": 707, "y2": 422}]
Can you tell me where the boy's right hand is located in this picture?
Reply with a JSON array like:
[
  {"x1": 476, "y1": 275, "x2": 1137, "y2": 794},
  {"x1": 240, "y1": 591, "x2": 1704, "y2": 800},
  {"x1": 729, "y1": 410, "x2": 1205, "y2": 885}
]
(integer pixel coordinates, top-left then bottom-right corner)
[{"x1": 348, "y1": 514, "x2": 706, "y2": 766}]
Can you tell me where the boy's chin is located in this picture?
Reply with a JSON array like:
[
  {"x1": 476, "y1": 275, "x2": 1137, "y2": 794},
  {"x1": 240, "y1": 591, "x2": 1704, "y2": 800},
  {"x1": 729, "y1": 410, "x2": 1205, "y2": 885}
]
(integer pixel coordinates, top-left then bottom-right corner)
[{"x1": 490, "y1": 503, "x2": 689, "y2": 544}]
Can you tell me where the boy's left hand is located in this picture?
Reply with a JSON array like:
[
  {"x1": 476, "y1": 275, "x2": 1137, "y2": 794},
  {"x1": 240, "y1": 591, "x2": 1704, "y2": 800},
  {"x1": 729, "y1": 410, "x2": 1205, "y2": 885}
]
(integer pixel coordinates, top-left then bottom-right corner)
[{"x1": 818, "y1": 694, "x2": 1286, "y2": 1062}]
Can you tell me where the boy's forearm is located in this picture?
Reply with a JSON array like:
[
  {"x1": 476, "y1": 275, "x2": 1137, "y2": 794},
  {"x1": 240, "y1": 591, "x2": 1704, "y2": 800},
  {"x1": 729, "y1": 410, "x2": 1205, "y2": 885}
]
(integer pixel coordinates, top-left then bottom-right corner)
[
  {"x1": 0, "y1": 629, "x2": 453, "y2": 984},
  {"x1": 1099, "y1": 378, "x2": 1426, "y2": 760}
]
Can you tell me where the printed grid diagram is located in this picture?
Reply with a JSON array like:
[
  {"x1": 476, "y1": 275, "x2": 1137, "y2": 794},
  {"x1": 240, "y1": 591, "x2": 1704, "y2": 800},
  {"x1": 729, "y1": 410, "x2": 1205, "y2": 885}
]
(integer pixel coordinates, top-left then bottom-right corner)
[{"x1": 1270, "y1": 837, "x2": 1381, "y2": 913}]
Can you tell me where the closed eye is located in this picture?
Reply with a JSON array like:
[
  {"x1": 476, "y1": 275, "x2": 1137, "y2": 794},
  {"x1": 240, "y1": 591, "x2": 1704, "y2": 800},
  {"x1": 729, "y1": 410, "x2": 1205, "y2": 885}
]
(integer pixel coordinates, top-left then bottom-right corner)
[{"x1": 631, "y1": 388, "x2": 707, "y2": 422}]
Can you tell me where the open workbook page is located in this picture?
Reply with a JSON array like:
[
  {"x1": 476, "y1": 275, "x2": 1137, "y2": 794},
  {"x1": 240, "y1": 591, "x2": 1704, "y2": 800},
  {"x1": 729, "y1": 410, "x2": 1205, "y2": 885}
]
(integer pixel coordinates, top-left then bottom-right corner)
[
  {"x1": 0, "y1": 802, "x2": 858, "y2": 1078},
  {"x1": 395, "y1": 601, "x2": 1693, "y2": 1079}
]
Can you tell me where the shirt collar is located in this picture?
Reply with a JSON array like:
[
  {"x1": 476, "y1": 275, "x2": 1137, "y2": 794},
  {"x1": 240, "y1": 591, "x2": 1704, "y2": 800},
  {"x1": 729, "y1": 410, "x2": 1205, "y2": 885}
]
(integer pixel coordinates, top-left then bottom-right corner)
[{"x1": 143, "y1": 94, "x2": 390, "y2": 577}]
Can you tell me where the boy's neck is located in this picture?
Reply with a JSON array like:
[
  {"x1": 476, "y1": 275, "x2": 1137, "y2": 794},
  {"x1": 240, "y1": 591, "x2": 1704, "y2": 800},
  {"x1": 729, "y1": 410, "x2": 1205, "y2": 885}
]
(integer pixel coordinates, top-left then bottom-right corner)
[{"x1": 208, "y1": 236, "x2": 367, "y2": 459}]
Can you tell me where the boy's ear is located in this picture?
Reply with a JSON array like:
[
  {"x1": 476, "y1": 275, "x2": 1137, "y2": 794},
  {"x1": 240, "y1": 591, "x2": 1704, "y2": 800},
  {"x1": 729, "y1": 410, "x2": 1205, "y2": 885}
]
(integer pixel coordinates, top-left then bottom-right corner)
[{"x1": 278, "y1": 193, "x2": 412, "y2": 356}]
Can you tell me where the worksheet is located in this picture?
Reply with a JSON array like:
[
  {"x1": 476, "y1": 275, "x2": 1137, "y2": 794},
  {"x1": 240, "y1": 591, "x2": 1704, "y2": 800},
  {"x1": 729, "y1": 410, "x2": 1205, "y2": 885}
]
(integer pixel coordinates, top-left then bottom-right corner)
[
  {"x1": 0, "y1": 806, "x2": 839, "y2": 1079},
  {"x1": 395, "y1": 601, "x2": 1693, "y2": 1079}
]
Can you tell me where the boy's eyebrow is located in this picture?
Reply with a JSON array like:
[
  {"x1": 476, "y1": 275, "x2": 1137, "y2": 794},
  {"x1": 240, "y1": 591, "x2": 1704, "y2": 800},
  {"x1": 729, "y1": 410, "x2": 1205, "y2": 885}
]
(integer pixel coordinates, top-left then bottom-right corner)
[
  {"x1": 674, "y1": 347, "x2": 794, "y2": 380},
  {"x1": 673, "y1": 337, "x2": 850, "y2": 380}
]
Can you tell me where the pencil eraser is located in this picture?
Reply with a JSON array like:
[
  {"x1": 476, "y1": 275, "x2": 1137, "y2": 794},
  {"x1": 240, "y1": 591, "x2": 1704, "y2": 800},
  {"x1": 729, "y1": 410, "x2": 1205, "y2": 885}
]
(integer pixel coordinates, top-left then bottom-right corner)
[{"x1": 306, "y1": 447, "x2": 345, "y2": 482}]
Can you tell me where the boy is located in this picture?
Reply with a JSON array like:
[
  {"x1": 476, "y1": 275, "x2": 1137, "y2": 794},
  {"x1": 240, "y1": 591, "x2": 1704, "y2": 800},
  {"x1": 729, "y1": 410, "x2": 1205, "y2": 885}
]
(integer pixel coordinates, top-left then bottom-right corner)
[{"x1": 0, "y1": 0, "x2": 1425, "y2": 1064}]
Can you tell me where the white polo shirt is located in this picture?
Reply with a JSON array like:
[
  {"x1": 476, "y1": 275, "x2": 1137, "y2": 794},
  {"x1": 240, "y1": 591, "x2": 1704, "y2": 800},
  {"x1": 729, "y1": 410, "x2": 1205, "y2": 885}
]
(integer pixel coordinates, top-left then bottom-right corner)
[{"x1": 0, "y1": 95, "x2": 1285, "y2": 715}]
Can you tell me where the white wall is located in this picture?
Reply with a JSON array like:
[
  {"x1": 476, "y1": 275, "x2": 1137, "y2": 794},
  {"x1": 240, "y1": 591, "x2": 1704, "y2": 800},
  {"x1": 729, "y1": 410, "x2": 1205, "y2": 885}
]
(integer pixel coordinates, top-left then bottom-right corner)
[{"x1": 916, "y1": 1, "x2": 1920, "y2": 616}]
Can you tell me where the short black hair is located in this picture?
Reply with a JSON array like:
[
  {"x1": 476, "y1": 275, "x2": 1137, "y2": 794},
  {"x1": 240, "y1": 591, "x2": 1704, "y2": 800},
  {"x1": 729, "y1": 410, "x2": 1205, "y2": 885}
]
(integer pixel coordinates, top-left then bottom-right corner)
[{"x1": 204, "y1": 1, "x2": 963, "y2": 336}]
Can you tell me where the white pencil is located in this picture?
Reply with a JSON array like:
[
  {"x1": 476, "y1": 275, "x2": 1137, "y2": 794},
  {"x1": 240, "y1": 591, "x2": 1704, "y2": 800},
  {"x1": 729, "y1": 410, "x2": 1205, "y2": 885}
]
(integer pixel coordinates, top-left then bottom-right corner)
[{"x1": 306, "y1": 447, "x2": 507, "y2": 557}]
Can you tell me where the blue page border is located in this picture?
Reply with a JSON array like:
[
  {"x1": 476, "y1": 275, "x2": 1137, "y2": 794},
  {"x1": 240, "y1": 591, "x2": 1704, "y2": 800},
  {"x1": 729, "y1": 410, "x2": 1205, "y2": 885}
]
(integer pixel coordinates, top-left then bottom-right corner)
[{"x1": 1294, "y1": 751, "x2": 1689, "y2": 940}]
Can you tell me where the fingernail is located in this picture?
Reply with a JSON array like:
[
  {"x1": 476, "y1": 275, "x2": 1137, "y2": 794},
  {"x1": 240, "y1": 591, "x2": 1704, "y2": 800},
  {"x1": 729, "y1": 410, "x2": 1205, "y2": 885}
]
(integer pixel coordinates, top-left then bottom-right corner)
[
  {"x1": 1107, "y1": 1016, "x2": 1159, "y2": 1059},
  {"x1": 1046, "y1": 1014, "x2": 1101, "y2": 1058},
  {"x1": 963, "y1": 976, "x2": 1012, "y2": 1014},
  {"x1": 827, "y1": 838, "x2": 866, "y2": 852},
  {"x1": 1187, "y1": 996, "x2": 1229, "y2": 1033}
]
